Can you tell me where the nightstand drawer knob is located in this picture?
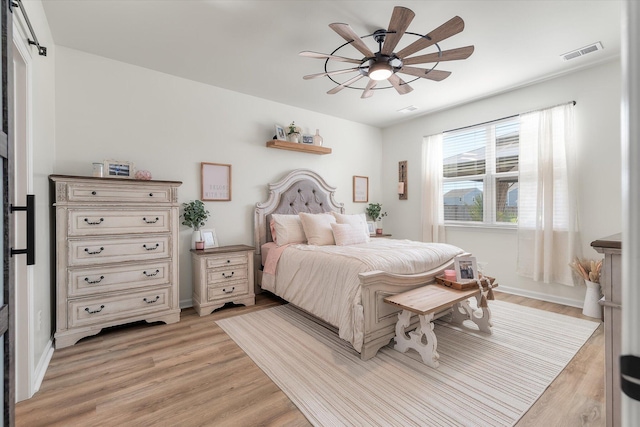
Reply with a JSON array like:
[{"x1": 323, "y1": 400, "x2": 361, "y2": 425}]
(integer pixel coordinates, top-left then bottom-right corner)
[
  {"x1": 223, "y1": 287, "x2": 235, "y2": 294},
  {"x1": 84, "y1": 275, "x2": 104, "y2": 284},
  {"x1": 85, "y1": 305, "x2": 105, "y2": 314},
  {"x1": 143, "y1": 296, "x2": 160, "y2": 304},
  {"x1": 84, "y1": 217, "x2": 104, "y2": 225},
  {"x1": 222, "y1": 271, "x2": 235, "y2": 279},
  {"x1": 85, "y1": 247, "x2": 104, "y2": 255}
]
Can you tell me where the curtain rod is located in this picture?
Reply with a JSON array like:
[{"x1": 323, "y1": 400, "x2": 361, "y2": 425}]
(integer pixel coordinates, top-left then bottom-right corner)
[
  {"x1": 444, "y1": 100, "x2": 576, "y2": 134},
  {"x1": 12, "y1": 0, "x2": 47, "y2": 56}
]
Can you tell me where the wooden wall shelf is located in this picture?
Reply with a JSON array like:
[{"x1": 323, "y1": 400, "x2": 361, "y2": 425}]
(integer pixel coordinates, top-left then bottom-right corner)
[{"x1": 266, "y1": 139, "x2": 331, "y2": 155}]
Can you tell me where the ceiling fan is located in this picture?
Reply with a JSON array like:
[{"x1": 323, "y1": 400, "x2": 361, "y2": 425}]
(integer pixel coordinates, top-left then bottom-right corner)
[{"x1": 299, "y1": 6, "x2": 474, "y2": 98}]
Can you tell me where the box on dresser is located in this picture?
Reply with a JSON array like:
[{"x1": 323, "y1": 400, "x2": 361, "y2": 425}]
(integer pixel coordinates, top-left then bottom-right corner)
[{"x1": 49, "y1": 175, "x2": 182, "y2": 348}]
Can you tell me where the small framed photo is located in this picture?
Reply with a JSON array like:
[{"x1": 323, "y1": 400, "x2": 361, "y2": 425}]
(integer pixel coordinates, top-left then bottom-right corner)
[
  {"x1": 103, "y1": 160, "x2": 134, "y2": 178},
  {"x1": 275, "y1": 124, "x2": 287, "y2": 141},
  {"x1": 200, "y1": 229, "x2": 219, "y2": 249},
  {"x1": 353, "y1": 175, "x2": 369, "y2": 203},
  {"x1": 366, "y1": 221, "x2": 375, "y2": 236},
  {"x1": 202, "y1": 162, "x2": 231, "y2": 201},
  {"x1": 301, "y1": 134, "x2": 314, "y2": 144},
  {"x1": 454, "y1": 256, "x2": 478, "y2": 282}
]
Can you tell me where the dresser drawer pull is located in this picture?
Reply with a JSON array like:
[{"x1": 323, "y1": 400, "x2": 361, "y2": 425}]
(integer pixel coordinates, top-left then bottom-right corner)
[
  {"x1": 84, "y1": 218, "x2": 104, "y2": 225},
  {"x1": 84, "y1": 275, "x2": 105, "y2": 284},
  {"x1": 85, "y1": 305, "x2": 105, "y2": 314},
  {"x1": 91, "y1": 191, "x2": 97, "y2": 195},
  {"x1": 149, "y1": 193, "x2": 154, "y2": 197},
  {"x1": 143, "y1": 296, "x2": 160, "y2": 304},
  {"x1": 222, "y1": 271, "x2": 235, "y2": 279},
  {"x1": 226, "y1": 260, "x2": 231, "y2": 263},
  {"x1": 143, "y1": 269, "x2": 160, "y2": 277},
  {"x1": 143, "y1": 217, "x2": 159, "y2": 224},
  {"x1": 223, "y1": 287, "x2": 235, "y2": 294},
  {"x1": 143, "y1": 243, "x2": 160, "y2": 251},
  {"x1": 85, "y1": 247, "x2": 104, "y2": 255}
]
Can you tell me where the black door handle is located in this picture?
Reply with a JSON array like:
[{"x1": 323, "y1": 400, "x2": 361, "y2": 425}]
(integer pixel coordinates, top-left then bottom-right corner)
[{"x1": 11, "y1": 194, "x2": 35, "y2": 265}]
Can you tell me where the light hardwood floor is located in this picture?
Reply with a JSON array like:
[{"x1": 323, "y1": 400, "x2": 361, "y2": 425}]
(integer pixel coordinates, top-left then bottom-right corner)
[{"x1": 16, "y1": 292, "x2": 604, "y2": 426}]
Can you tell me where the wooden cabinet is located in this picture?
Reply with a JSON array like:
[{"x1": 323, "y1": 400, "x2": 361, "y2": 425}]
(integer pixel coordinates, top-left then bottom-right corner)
[
  {"x1": 191, "y1": 245, "x2": 255, "y2": 316},
  {"x1": 50, "y1": 175, "x2": 182, "y2": 348},
  {"x1": 591, "y1": 233, "x2": 622, "y2": 427}
]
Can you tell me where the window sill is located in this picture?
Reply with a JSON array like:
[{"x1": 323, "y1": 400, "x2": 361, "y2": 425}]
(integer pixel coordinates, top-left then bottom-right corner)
[{"x1": 445, "y1": 222, "x2": 517, "y2": 232}]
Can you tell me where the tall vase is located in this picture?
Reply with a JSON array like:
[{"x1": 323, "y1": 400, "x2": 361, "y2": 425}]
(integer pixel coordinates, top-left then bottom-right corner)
[
  {"x1": 191, "y1": 229, "x2": 202, "y2": 250},
  {"x1": 582, "y1": 280, "x2": 602, "y2": 319},
  {"x1": 313, "y1": 129, "x2": 323, "y2": 146}
]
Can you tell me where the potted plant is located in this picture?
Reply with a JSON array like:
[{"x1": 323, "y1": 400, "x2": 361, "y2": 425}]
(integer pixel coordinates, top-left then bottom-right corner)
[
  {"x1": 182, "y1": 200, "x2": 210, "y2": 249},
  {"x1": 287, "y1": 121, "x2": 301, "y2": 143},
  {"x1": 365, "y1": 203, "x2": 387, "y2": 234}
]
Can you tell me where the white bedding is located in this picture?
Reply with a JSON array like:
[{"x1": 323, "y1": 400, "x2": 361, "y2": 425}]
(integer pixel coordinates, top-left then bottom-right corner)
[{"x1": 261, "y1": 238, "x2": 464, "y2": 352}]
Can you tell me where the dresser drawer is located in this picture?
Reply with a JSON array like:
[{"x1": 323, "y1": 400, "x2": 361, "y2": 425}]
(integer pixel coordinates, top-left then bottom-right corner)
[
  {"x1": 207, "y1": 280, "x2": 249, "y2": 301},
  {"x1": 207, "y1": 266, "x2": 248, "y2": 286},
  {"x1": 205, "y1": 253, "x2": 248, "y2": 269},
  {"x1": 69, "y1": 288, "x2": 172, "y2": 328},
  {"x1": 68, "y1": 261, "x2": 171, "y2": 297},
  {"x1": 68, "y1": 209, "x2": 171, "y2": 236},
  {"x1": 68, "y1": 235, "x2": 171, "y2": 266},
  {"x1": 66, "y1": 182, "x2": 173, "y2": 203}
]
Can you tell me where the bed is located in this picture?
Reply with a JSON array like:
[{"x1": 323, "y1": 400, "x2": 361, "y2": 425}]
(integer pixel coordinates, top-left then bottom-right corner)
[{"x1": 254, "y1": 169, "x2": 465, "y2": 360}]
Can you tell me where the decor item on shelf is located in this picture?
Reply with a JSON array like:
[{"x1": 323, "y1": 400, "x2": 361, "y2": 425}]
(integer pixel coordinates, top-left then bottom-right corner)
[
  {"x1": 134, "y1": 169, "x2": 152, "y2": 180},
  {"x1": 299, "y1": 6, "x2": 474, "y2": 98},
  {"x1": 313, "y1": 129, "x2": 324, "y2": 146},
  {"x1": 398, "y1": 160, "x2": 407, "y2": 200},
  {"x1": 92, "y1": 162, "x2": 104, "y2": 177},
  {"x1": 103, "y1": 159, "x2": 134, "y2": 178},
  {"x1": 275, "y1": 124, "x2": 287, "y2": 141},
  {"x1": 301, "y1": 134, "x2": 314, "y2": 145},
  {"x1": 287, "y1": 121, "x2": 301, "y2": 143},
  {"x1": 195, "y1": 240, "x2": 205, "y2": 250},
  {"x1": 182, "y1": 199, "x2": 210, "y2": 249},
  {"x1": 365, "y1": 202, "x2": 387, "y2": 234},
  {"x1": 569, "y1": 258, "x2": 603, "y2": 318}
]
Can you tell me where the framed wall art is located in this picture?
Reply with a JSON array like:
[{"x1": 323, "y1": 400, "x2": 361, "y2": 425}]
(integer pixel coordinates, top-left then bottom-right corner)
[
  {"x1": 353, "y1": 175, "x2": 368, "y2": 203},
  {"x1": 201, "y1": 162, "x2": 232, "y2": 201}
]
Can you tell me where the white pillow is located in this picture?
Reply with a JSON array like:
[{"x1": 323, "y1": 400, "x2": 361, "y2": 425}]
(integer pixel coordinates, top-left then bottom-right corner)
[
  {"x1": 331, "y1": 212, "x2": 371, "y2": 243},
  {"x1": 298, "y1": 212, "x2": 336, "y2": 246},
  {"x1": 330, "y1": 223, "x2": 370, "y2": 246},
  {"x1": 271, "y1": 214, "x2": 307, "y2": 246}
]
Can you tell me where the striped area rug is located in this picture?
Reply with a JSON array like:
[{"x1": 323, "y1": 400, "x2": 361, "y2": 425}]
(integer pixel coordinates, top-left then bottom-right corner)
[{"x1": 217, "y1": 300, "x2": 598, "y2": 426}]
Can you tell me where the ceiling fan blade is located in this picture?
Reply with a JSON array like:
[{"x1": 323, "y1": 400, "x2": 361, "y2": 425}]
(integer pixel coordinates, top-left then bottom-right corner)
[
  {"x1": 381, "y1": 6, "x2": 415, "y2": 56},
  {"x1": 402, "y1": 45, "x2": 475, "y2": 65},
  {"x1": 396, "y1": 16, "x2": 465, "y2": 59},
  {"x1": 361, "y1": 79, "x2": 378, "y2": 98},
  {"x1": 398, "y1": 66, "x2": 452, "y2": 81},
  {"x1": 304, "y1": 68, "x2": 361, "y2": 80},
  {"x1": 329, "y1": 23, "x2": 375, "y2": 58},
  {"x1": 327, "y1": 74, "x2": 365, "y2": 95},
  {"x1": 299, "y1": 51, "x2": 362, "y2": 64},
  {"x1": 387, "y1": 74, "x2": 413, "y2": 95}
]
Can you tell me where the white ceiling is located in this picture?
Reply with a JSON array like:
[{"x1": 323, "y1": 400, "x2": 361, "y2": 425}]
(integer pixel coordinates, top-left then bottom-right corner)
[{"x1": 40, "y1": 1, "x2": 621, "y2": 128}]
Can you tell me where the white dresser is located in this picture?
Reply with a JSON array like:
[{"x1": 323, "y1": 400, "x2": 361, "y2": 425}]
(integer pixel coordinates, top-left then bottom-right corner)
[{"x1": 50, "y1": 175, "x2": 182, "y2": 348}]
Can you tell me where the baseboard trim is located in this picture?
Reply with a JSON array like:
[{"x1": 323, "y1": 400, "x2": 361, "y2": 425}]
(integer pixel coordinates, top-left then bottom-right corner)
[
  {"x1": 180, "y1": 298, "x2": 193, "y2": 309},
  {"x1": 33, "y1": 338, "x2": 54, "y2": 396},
  {"x1": 497, "y1": 285, "x2": 584, "y2": 309}
]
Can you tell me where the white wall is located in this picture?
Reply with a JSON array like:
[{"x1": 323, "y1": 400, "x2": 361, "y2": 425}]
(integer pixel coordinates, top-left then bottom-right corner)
[
  {"x1": 381, "y1": 59, "x2": 621, "y2": 306},
  {"x1": 54, "y1": 46, "x2": 383, "y2": 305}
]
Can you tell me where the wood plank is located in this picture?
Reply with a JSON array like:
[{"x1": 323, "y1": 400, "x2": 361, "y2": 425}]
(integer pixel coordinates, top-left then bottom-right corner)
[
  {"x1": 384, "y1": 284, "x2": 478, "y2": 315},
  {"x1": 266, "y1": 139, "x2": 332, "y2": 155}
]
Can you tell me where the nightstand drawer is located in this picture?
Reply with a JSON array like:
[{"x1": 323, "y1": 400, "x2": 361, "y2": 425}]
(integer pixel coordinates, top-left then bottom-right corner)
[
  {"x1": 207, "y1": 281, "x2": 248, "y2": 301},
  {"x1": 68, "y1": 261, "x2": 171, "y2": 297},
  {"x1": 66, "y1": 182, "x2": 173, "y2": 203},
  {"x1": 69, "y1": 287, "x2": 171, "y2": 328},
  {"x1": 207, "y1": 266, "x2": 248, "y2": 285},
  {"x1": 68, "y1": 235, "x2": 171, "y2": 266},
  {"x1": 205, "y1": 253, "x2": 248, "y2": 269},
  {"x1": 68, "y1": 209, "x2": 171, "y2": 236}
]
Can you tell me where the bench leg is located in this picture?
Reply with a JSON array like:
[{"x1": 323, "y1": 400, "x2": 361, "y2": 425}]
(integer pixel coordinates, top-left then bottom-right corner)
[
  {"x1": 393, "y1": 310, "x2": 439, "y2": 368},
  {"x1": 450, "y1": 296, "x2": 493, "y2": 334}
]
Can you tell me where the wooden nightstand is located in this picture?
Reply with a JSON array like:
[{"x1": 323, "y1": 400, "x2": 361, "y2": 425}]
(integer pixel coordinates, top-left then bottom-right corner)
[
  {"x1": 191, "y1": 245, "x2": 255, "y2": 316},
  {"x1": 371, "y1": 234, "x2": 392, "y2": 238}
]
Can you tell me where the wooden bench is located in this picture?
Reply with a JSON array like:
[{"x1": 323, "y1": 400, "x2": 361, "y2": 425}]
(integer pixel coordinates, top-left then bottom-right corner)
[{"x1": 384, "y1": 283, "x2": 494, "y2": 368}]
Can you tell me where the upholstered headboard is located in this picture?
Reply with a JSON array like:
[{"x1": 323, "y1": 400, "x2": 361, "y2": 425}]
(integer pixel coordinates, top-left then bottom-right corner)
[{"x1": 254, "y1": 169, "x2": 345, "y2": 256}]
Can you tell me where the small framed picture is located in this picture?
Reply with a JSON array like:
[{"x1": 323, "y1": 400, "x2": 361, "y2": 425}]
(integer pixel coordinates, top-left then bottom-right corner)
[
  {"x1": 275, "y1": 124, "x2": 287, "y2": 141},
  {"x1": 201, "y1": 162, "x2": 231, "y2": 201},
  {"x1": 366, "y1": 221, "x2": 375, "y2": 236},
  {"x1": 454, "y1": 256, "x2": 478, "y2": 282},
  {"x1": 301, "y1": 134, "x2": 314, "y2": 144},
  {"x1": 103, "y1": 160, "x2": 134, "y2": 178},
  {"x1": 353, "y1": 176, "x2": 368, "y2": 203},
  {"x1": 200, "y1": 229, "x2": 219, "y2": 249}
]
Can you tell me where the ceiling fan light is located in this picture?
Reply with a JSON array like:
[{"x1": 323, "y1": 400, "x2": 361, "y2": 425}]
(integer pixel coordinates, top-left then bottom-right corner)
[{"x1": 369, "y1": 62, "x2": 393, "y2": 81}]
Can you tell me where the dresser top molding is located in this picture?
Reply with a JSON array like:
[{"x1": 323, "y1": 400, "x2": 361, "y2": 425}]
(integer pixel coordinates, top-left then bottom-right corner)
[
  {"x1": 49, "y1": 174, "x2": 182, "y2": 185},
  {"x1": 591, "y1": 233, "x2": 622, "y2": 251}
]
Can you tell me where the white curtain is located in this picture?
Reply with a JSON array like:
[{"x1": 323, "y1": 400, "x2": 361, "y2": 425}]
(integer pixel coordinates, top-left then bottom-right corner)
[
  {"x1": 422, "y1": 134, "x2": 446, "y2": 242},
  {"x1": 517, "y1": 103, "x2": 581, "y2": 285}
]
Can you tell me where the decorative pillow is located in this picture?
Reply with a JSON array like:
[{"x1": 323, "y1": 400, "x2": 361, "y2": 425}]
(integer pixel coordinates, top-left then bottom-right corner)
[
  {"x1": 330, "y1": 223, "x2": 370, "y2": 246},
  {"x1": 271, "y1": 214, "x2": 306, "y2": 246},
  {"x1": 331, "y1": 212, "x2": 371, "y2": 243},
  {"x1": 269, "y1": 219, "x2": 277, "y2": 244},
  {"x1": 298, "y1": 212, "x2": 337, "y2": 246}
]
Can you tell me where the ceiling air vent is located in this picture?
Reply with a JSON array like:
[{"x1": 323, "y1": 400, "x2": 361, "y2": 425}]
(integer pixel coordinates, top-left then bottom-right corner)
[
  {"x1": 561, "y1": 42, "x2": 604, "y2": 61},
  {"x1": 397, "y1": 105, "x2": 418, "y2": 114}
]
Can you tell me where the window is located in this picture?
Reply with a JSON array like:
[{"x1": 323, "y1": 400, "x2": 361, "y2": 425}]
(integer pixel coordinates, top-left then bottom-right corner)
[{"x1": 442, "y1": 118, "x2": 519, "y2": 225}]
